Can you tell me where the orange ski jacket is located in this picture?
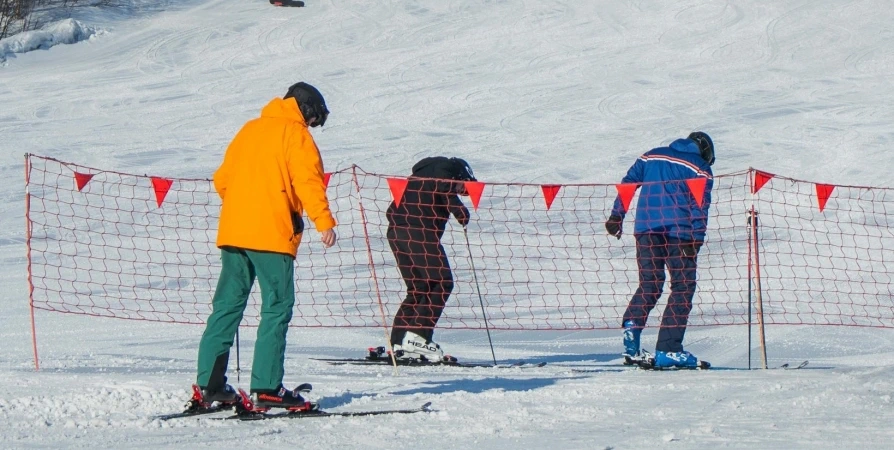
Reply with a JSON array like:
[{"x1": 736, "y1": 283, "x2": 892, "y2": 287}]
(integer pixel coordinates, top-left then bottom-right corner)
[{"x1": 213, "y1": 97, "x2": 336, "y2": 257}]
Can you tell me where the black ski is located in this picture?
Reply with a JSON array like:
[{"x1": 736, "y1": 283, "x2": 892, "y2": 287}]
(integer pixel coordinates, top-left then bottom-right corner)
[
  {"x1": 153, "y1": 385, "x2": 242, "y2": 421},
  {"x1": 314, "y1": 357, "x2": 544, "y2": 369},
  {"x1": 718, "y1": 361, "x2": 811, "y2": 371},
  {"x1": 270, "y1": 0, "x2": 305, "y2": 6},
  {"x1": 566, "y1": 357, "x2": 808, "y2": 372},
  {"x1": 312, "y1": 347, "x2": 545, "y2": 369},
  {"x1": 222, "y1": 402, "x2": 433, "y2": 421},
  {"x1": 562, "y1": 356, "x2": 652, "y2": 373},
  {"x1": 569, "y1": 367, "x2": 632, "y2": 374},
  {"x1": 779, "y1": 360, "x2": 809, "y2": 370},
  {"x1": 154, "y1": 404, "x2": 233, "y2": 421}
]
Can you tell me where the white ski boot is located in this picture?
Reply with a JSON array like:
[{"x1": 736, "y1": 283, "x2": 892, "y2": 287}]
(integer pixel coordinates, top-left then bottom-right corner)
[{"x1": 394, "y1": 331, "x2": 444, "y2": 362}]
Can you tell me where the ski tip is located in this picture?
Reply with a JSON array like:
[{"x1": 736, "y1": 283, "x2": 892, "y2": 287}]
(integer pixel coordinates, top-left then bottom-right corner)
[
  {"x1": 421, "y1": 402, "x2": 433, "y2": 411},
  {"x1": 782, "y1": 360, "x2": 809, "y2": 369},
  {"x1": 776, "y1": 360, "x2": 809, "y2": 370}
]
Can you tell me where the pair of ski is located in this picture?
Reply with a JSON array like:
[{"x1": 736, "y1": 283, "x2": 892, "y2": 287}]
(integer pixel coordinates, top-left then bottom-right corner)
[
  {"x1": 627, "y1": 354, "x2": 809, "y2": 371},
  {"x1": 569, "y1": 356, "x2": 808, "y2": 373},
  {"x1": 155, "y1": 384, "x2": 432, "y2": 422},
  {"x1": 312, "y1": 346, "x2": 547, "y2": 369},
  {"x1": 564, "y1": 353, "x2": 710, "y2": 373}
]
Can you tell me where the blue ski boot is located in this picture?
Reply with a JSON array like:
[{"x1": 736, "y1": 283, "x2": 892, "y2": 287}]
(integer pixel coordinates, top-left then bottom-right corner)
[
  {"x1": 622, "y1": 321, "x2": 642, "y2": 364},
  {"x1": 654, "y1": 350, "x2": 699, "y2": 368}
]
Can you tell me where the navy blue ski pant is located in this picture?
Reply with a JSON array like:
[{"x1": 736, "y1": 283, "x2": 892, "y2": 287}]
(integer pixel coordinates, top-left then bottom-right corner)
[
  {"x1": 387, "y1": 225, "x2": 454, "y2": 345},
  {"x1": 622, "y1": 233, "x2": 700, "y2": 353}
]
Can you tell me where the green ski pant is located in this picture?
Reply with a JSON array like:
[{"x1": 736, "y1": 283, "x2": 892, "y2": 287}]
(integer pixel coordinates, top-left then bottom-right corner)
[{"x1": 196, "y1": 246, "x2": 296, "y2": 392}]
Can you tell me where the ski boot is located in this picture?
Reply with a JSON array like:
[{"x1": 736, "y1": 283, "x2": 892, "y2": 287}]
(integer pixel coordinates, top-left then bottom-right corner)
[
  {"x1": 653, "y1": 350, "x2": 710, "y2": 369},
  {"x1": 199, "y1": 384, "x2": 239, "y2": 403},
  {"x1": 180, "y1": 384, "x2": 241, "y2": 415},
  {"x1": 622, "y1": 321, "x2": 643, "y2": 365},
  {"x1": 395, "y1": 331, "x2": 445, "y2": 363},
  {"x1": 245, "y1": 383, "x2": 317, "y2": 413}
]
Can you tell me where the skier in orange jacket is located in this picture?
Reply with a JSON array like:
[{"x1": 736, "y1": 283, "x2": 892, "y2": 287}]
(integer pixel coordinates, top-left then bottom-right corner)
[{"x1": 195, "y1": 82, "x2": 336, "y2": 410}]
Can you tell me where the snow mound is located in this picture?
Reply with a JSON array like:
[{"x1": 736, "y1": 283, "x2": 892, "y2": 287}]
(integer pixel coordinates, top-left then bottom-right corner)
[{"x1": 0, "y1": 18, "x2": 105, "y2": 64}]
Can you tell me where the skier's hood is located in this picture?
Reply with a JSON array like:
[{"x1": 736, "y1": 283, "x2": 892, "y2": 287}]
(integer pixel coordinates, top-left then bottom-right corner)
[
  {"x1": 411, "y1": 156, "x2": 476, "y2": 181},
  {"x1": 259, "y1": 97, "x2": 308, "y2": 127},
  {"x1": 669, "y1": 138, "x2": 702, "y2": 156}
]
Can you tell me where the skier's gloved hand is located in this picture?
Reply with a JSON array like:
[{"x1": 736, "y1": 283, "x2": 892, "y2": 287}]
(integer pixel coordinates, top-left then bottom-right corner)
[
  {"x1": 681, "y1": 241, "x2": 703, "y2": 258},
  {"x1": 605, "y1": 215, "x2": 623, "y2": 239},
  {"x1": 455, "y1": 206, "x2": 470, "y2": 227}
]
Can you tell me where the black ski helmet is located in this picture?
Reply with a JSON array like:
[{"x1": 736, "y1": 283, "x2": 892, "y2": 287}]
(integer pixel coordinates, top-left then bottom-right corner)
[
  {"x1": 451, "y1": 158, "x2": 476, "y2": 181},
  {"x1": 284, "y1": 82, "x2": 329, "y2": 127},
  {"x1": 688, "y1": 131, "x2": 714, "y2": 166}
]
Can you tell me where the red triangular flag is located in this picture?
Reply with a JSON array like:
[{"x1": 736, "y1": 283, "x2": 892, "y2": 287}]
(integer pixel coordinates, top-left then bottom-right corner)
[
  {"x1": 387, "y1": 178, "x2": 408, "y2": 207},
  {"x1": 150, "y1": 177, "x2": 174, "y2": 207},
  {"x1": 816, "y1": 183, "x2": 835, "y2": 212},
  {"x1": 465, "y1": 181, "x2": 485, "y2": 210},
  {"x1": 753, "y1": 170, "x2": 774, "y2": 194},
  {"x1": 615, "y1": 183, "x2": 638, "y2": 213},
  {"x1": 685, "y1": 178, "x2": 708, "y2": 208},
  {"x1": 323, "y1": 172, "x2": 332, "y2": 189},
  {"x1": 74, "y1": 172, "x2": 94, "y2": 191},
  {"x1": 541, "y1": 185, "x2": 561, "y2": 210}
]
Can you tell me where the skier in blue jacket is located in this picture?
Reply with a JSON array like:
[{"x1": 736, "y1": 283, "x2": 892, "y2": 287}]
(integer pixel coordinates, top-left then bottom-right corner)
[{"x1": 605, "y1": 132, "x2": 714, "y2": 368}]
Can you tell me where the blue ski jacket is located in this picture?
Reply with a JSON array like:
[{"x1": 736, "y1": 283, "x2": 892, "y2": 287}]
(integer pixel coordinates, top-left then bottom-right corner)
[{"x1": 609, "y1": 138, "x2": 713, "y2": 242}]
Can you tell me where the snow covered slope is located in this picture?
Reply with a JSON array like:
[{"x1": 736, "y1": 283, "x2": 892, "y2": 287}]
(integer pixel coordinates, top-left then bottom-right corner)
[{"x1": 1, "y1": 1, "x2": 893, "y2": 448}]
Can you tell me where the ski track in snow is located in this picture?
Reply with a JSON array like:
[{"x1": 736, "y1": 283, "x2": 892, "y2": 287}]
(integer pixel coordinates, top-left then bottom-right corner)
[{"x1": 2, "y1": 0, "x2": 894, "y2": 448}]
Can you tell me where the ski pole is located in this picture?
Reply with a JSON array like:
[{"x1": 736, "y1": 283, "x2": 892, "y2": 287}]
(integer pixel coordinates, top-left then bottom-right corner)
[
  {"x1": 235, "y1": 327, "x2": 242, "y2": 384},
  {"x1": 747, "y1": 211, "x2": 753, "y2": 370},
  {"x1": 752, "y1": 211, "x2": 768, "y2": 369},
  {"x1": 464, "y1": 227, "x2": 497, "y2": 366}
]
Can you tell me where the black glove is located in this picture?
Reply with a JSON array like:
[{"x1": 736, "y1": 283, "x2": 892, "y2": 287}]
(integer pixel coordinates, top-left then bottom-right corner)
[
  {"x1": 455, "y1": 206, "x2": 470, "y2": 227},
  {"x1": 290, "y1": 212, "x2": 305, "y2": 235},
  {"x1": 681, "y1": 241, "x2": 703, "y2": 258},
  {"x1": 605, "y1": 215, "x2": 623, "y2": 239}
]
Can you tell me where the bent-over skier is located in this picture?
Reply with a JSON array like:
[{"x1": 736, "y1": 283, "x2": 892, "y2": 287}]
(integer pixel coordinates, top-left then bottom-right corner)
[
  {"x1": 605, "y1": 132, "x2": 714, "y2": 368},
  {"x1": 387, "y1": 157, "x2": 476, "y2": 361}
]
